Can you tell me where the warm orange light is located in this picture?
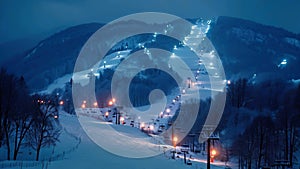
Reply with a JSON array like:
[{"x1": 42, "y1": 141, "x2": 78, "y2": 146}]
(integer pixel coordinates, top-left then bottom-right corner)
[
  {"x1": 59, "y1": 101, "x2": 64, "y2": 105},
  {"x1": 54, "y1": 115, "x2": 58, "y2": 119},
  {"x1": 105, "y1": 112, "x2": 109, "y2": 117},
  {"x1": 93, "y1": 102, "x2": 98, "y2": 107},
  {"x1": 112, "y1": 98, "x2": 116, "y2": 103},
  {"x1": 211, "y1": 149, "x2": 217, "y2": 156},
  {"x1": 172, "y1": 136, "x2": 178, "y2": 147},
  {"x1": 120, "y1": 117, "x2": 125, "y2": 124},
  {"x1": 173, "y1": 136, "x2": 178, "y2": 142},
  {"x1": 149, "y1": 125, "x2": 154, "y2": 130},
  {"x1": 108, "y1": 101, "x2": 113, "y2": 106},
  {"x1": 83, "y1": 100, "x2": 87, "y2": 104},
  {"x1": 140, "y1": 122, "x2": 145, "y2": 128},
  {"x1": 81, "y1": 104, "x2": 86, "y2": 108}
]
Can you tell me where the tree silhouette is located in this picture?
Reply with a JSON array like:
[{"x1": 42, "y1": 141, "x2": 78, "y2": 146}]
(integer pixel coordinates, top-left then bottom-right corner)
[{"x1": 29, "y1": 94, "x2": 61, "y2": 161}]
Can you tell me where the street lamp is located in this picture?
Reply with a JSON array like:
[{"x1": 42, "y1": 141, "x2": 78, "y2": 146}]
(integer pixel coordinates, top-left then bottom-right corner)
[
  {"x1": 140, "y1": 122, "x2": 145, "y2": 130},
  {"x1": 147, "y1": 124, "x2": 154, "y2": 134},
  {"x1": 120, "y1": 116, "x2": 125, "y2": 125},
  {"x1": 173, "y1": 136, "x2": 178, "y2": 147},
  {"x1": 93, "y1": 102, "x2": 98, "y2": 108},
  {"x1": 149, "y1": 125, "x2": 154, "y2": 130},
  {"x1": 110, "y1": 99, "x2": 123, "y2": 125},
  {"x1": 171, "y1": 53, "x2": 176, "y2": 58},
  {"x1": 159, "y1": 112, "x2": 163, "y2": 118},
  {"x1": 211, "y1": 149, "x2": 217, "y2": 156},
  {"x1": 210, "y1": 149, "x2": 217, "y2": 162},
  {"x1": 207, "y1": 137, "x2": 219, "y2": 169},
  {"x1": 171, "y1": 135, "x2": 178, "y2": 159},
  {"x1": 108, "y1": 98, "x2": 116, "y2": 106}
]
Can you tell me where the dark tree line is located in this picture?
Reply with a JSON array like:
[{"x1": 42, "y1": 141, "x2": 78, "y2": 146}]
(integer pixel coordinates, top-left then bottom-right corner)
[
  {"x1": 227, "y1": 78, "x2": 248, "y2": 108},
  {"x1": 92, "y1": 67, "x2": 180, "y2": 108},
  {"x1": 61, "y1": 78, "x2": 75, "y2": 114},
  {"x1": 0, "y1": 69, "x2": 61, "y2": 161},
  {"x1": 227, "y1": 78, "x2": 300, "y2": 169}
]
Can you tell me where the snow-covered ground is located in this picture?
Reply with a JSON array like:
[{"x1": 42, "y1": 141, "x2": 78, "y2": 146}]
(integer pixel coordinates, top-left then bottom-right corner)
[
  {"x1": 0, "y1": 111, "x2": 231, "y2": 169},
  {"x1": 39, "y1": 73, "x2": 73, "y2": 94}
]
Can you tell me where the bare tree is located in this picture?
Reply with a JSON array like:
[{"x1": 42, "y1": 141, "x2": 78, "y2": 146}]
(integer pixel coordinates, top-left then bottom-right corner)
[
  {"x1": 29, "y1": 94, "x2": 61, "y2": 161},
  {"x1": 279, "y1": 86, "x2": 300, "y2": 168},
  {"x1": 232, "y1": 115, "x2": 274, "y2": 169},
  {"x1": 11, "y1": 76, "x2": 34, "y2": 160},
  {"x1": 62, "y1": 79, "x2": 75, "y2": 114},
  {"x1": 227, "y1": 78, "x2": 248, "y2": 108},
  {"x1": 0, "y1": 69, "x2": 19, "y2": 160}
]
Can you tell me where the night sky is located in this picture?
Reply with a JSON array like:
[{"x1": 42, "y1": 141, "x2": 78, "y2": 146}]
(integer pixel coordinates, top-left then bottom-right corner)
[{"x1": 0, "y1": 0, "x2": 300, "y2": 44}]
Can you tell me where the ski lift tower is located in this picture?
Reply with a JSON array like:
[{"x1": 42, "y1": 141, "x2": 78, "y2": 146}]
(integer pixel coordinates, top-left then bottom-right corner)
[{"x1": 199, "y1": 125, "x2": 220, "y2": 169}]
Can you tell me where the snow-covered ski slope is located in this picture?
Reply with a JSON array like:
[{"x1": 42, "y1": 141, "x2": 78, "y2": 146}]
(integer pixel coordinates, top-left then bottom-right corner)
[{"x1": 38, "y1": 112, "x2": 228, "y2": 169}]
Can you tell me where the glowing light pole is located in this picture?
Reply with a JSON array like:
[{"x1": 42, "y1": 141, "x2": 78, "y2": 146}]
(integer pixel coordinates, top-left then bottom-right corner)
[
  {"x1": 207, "y1": 137, "x2": 219, "y2": 169},
  {"x1": 105, "y1": 112, "x2": 109, "y2": 118},
  {"x1": 211, "y1": 149, "x2": 217, "y2": 162},
  {"x1": 120, "y1": 116, "x2": 125, "y2": 125},
  {"x1": 171, "y1": 123, "x2": 177, "y2": 159},
  {"x1": 108, "y1": 98, "x2": 120, "y2": 125},
  {"x1": 93, "y1": 102, "x2": 98, "y2": 108}
]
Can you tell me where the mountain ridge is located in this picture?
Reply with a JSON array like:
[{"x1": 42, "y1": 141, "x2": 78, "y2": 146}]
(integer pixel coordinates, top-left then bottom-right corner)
[{"x1": 2, "y1": 16, "x2": 300, "y2": 91}]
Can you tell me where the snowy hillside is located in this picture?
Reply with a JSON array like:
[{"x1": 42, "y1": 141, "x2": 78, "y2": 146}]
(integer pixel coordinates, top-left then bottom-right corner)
[
  {"x1": 2, "y1": 16, "x2": 300, "y2": 92},
  {"x1": 208, "y1": 16, "x2": 300, "y2": 80}
]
